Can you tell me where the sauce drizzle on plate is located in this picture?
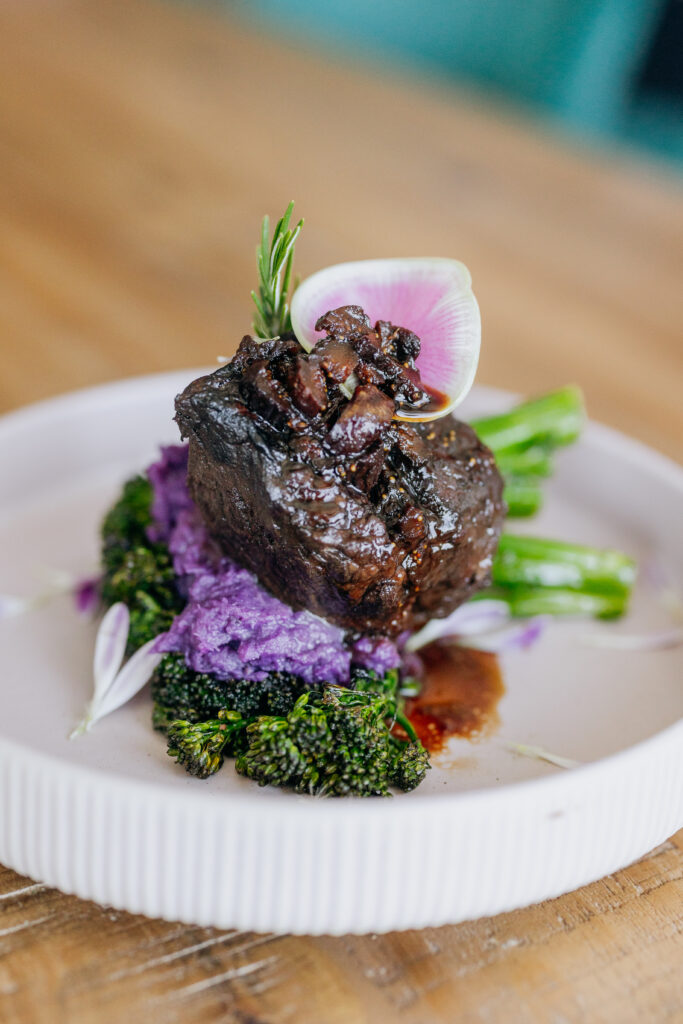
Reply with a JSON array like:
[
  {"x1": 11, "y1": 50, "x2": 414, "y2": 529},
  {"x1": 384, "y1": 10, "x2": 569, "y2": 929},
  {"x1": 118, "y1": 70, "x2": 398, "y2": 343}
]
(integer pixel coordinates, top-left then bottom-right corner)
[{"x1": 405, "y1": 643, "x2": 504, "y2": 753}]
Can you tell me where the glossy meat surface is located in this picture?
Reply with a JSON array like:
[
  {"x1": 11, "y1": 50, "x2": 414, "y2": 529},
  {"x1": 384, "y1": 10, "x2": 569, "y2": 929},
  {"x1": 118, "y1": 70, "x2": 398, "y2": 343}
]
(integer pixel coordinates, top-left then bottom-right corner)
[{"x1": 175, "y1": 309, "x2": 505, "y2": 636}]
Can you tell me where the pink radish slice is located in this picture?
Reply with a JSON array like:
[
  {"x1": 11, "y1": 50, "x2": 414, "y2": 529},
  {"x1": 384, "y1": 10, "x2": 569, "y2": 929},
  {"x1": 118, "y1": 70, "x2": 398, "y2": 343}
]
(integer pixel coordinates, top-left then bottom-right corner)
[{"x1": 290, "y1": 258, "x2": 481, "y2": 420}]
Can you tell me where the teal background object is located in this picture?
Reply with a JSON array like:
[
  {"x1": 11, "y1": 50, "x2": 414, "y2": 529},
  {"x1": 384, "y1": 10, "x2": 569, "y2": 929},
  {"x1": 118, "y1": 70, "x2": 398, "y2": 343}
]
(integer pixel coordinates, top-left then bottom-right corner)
[{"x1": 207, "y1": 0, "x2": 683, "y2": 165}]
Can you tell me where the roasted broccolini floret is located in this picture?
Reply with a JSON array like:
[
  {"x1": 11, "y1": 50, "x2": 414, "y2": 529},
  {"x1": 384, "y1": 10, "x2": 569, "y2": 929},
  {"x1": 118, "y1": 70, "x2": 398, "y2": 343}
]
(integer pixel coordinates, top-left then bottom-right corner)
[
  {"x1": 164, "y1": 668, "x2": 430, "y2": 795},
  {"x1": 151, "y1": 654, "x2": 316, "y2": 728},
  {"x1": 101, "y1": 476, "x2": 156, "y2": 562},
  {"x1": 388, "y1": 737, "x2": 432, "y2": 792},
  {"x1": 235, "y1": 686, "x2": 428, "y2": 796},
  {"x1": 100, "y1": 476, "x2": 184, "y2": 652},
  {"x1": 151, "y1": 657, "x2": 396, "y2": 731},
  {"x1": 166, "y1": 710, "x2": 247, "y2": 779}
]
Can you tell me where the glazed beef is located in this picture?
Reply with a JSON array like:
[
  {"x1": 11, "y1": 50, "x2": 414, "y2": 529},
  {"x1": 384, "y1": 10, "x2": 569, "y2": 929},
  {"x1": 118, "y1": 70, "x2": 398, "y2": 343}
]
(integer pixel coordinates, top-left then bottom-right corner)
[{"x1": 175, "y1": 307, "x2": 505, "y2": 636}]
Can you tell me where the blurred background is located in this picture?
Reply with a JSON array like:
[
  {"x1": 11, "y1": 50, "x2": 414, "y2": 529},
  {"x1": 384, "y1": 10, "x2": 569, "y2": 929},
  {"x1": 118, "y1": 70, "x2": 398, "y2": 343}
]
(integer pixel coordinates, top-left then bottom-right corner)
[
  {"x1": 0, "y1": 0, "x2": 681, "y2": 459},
  {"x1": 223, "y1": 0, "x2": 683, "y2": 164}
]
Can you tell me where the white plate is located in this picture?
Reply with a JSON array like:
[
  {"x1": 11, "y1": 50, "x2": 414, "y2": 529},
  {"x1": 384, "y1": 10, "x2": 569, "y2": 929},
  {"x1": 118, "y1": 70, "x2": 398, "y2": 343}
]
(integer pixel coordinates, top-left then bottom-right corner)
[{"x1": 0, "y1": 372, "x2": 681, "y2": 935}]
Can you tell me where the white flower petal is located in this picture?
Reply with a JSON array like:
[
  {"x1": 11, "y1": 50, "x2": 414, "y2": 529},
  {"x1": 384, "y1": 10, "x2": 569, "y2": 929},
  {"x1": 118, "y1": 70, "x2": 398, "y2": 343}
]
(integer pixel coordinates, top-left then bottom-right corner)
[
  {"x1": 91, "y1": 639, "x2": 162, "y2": 723},
  {"x1": 460, "y1": 616, "x2": 548, "y2": 653},
  {"x1": 93, "y1": 602, "x2": 130, "y2": 699},
  {"x1": 406, "y1": 600, "x2": 511, "y2": 652},
  {"x1": 1, "y1": 565, "x2": 100, "y2": 622}
]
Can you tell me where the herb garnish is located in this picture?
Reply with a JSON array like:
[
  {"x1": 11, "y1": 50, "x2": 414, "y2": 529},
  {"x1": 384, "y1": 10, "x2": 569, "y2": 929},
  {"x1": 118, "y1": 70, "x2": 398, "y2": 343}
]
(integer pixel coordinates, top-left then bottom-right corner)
[{"x1": 251, "y1": 201, "x2": 303, "y2": 339}]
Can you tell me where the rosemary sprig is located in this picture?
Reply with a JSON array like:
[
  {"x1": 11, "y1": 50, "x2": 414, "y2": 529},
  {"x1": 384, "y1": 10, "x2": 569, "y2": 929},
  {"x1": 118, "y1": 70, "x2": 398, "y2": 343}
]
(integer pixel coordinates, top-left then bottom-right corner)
[{"x1": 251, "y1": 201, "x2": 303, "y2": 339}]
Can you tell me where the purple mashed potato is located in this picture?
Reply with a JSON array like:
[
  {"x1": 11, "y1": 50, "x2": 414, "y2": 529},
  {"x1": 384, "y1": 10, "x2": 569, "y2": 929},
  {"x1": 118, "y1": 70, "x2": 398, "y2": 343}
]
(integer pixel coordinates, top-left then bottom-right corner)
[
  {"x1": 147, "y1": 445, "x2": 401, "y2": 683},
  {"x1": 147, "y1": 444, "x2": 194, "y2": 546}
]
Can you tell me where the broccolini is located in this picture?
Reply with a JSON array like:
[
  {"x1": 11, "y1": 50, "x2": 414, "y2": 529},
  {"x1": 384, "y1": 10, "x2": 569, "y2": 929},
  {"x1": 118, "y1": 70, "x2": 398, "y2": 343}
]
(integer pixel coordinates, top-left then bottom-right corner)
[
  {"x1": 100, "y1": 475, "x2": 185, "y2": 652},
  {"x1": 165, "y1": 673, "x2": 430, "y2": 795},
  {"x1": 167, "y1": 710, "x2": 247, "y2": 779},
  {"x1": 151, "y1": 656, "x2": 399, "y2": 730},
  {"x1": 472, "y1": 388, "x2": 585, "y2": 519},
  {"x1": 151, "y1": 654, "x2": 316, "y2": 727}
]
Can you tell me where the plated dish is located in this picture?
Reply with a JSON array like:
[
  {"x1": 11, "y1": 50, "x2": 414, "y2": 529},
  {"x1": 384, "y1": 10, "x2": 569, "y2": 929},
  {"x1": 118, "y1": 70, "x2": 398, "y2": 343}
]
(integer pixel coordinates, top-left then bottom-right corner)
[
  {"x1": 71, "y1": 206, "x2": 645, "y2": 796},
  {"x1": 0, "y1": 374, "x2": 681, "y2": 932},
  {"x1": 0, "y1": 206, "x2": 681, "y2": 931}
]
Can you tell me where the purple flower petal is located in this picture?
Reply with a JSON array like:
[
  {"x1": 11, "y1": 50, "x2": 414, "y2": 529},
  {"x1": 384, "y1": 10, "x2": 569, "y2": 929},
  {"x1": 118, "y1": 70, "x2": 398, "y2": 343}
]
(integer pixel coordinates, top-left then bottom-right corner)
[
  {"x1": 73, "y1": 575, "x2": 101, "y2": 615},
  {"x1": 1, "y1": 568, "x2": 91, "y2": 620},
  {"x1": 460, "y1": 615, "x2": 549, "y2": 653}
]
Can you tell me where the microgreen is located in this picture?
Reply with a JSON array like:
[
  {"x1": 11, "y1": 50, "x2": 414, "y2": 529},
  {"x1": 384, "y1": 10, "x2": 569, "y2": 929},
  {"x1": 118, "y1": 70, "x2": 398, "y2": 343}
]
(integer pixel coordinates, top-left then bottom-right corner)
[{"x1": 505, "y1": 741, "x2": 581, "y2": 770}]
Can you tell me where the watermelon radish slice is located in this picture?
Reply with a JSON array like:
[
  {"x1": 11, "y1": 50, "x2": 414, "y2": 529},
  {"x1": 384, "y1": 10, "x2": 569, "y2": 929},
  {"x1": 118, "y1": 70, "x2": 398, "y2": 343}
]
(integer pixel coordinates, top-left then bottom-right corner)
[{"x1": 290, "y1": 258, "x2": 481, "y2": 420}]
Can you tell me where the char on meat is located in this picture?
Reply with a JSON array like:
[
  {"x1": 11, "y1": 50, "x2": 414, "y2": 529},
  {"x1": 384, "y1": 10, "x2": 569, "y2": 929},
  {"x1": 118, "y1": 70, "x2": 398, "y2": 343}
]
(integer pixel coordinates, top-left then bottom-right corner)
[{"x1": 174, "y1": 306, "x2": 505, "y2": 636}]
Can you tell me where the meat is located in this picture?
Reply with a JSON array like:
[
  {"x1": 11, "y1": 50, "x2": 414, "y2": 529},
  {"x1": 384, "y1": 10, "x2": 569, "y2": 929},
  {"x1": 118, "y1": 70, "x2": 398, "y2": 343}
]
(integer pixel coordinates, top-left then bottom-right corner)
[{"x1": 174, "y1": 307, "x2": 505, "y2": 637}]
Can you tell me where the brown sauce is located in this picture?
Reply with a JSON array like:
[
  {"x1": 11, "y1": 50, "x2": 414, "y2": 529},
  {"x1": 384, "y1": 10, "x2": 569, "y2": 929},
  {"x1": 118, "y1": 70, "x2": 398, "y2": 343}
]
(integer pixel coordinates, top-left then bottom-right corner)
[
  {"x1": 395, "y1": 384, "x2": 451, "y2": 421},
  {"x1": 405, "y1": 643, "x2": 504, "y2": 753}
]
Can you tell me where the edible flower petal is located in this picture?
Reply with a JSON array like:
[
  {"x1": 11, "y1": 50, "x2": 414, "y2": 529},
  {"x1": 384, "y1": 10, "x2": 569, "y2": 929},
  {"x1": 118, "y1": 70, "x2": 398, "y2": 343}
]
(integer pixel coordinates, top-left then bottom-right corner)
[
  {"x1": 406, "y1": 599, "x2": 511, "y2": 652},
  {"x1": 0, "y1": 569, "x2": 101, "y2": 621},
  {"x1": 73, "y1": 575, "x2": 102, "y2": 615},
  {"x1": 71, "y1": 604, "x2": 162, "y2": 737},
  {"x1": 93, "y1": 602, "x2": 130, "y2": 699},
  {"x1": 462, "y1": 615, "x2": 549, "y2": 653},
  {"x1": 94, "y1": 639, "x2": 162, "y2": 721}
]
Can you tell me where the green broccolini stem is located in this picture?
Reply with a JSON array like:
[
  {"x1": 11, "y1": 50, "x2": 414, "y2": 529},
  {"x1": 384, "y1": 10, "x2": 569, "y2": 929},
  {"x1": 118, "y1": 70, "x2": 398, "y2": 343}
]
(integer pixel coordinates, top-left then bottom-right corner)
[
  {"x1": 100, "y1": 475, "x2": 185, "y2": 653},
  {"x1": 251, "y1": 201, "x2": 304, "y2": 339},
  {"x1": 393, "y1": 708, "x2": 419, "y2": 744},
  {"x1": 483, "y1": 586, "x2": 629, "y2": 619},
  {"x1": 167, "y1": 710, "x2": 246, "y2": 779},
  {"x1": 502, "y1": 479, "x2": 543, "y2": 518},
  {"x1": 472, "y1": 389, "x2": 584, "y2": 520},
  {"x1": 493, "y1": 534, "x2": 637, "y2": 595},
  {"x1": 472, "y1": 387, "x2": 584, "y2": 456},
  {"x1": 481, "y1": 533, "x2": 637, "y2": 619},
  {"x1": 495, "y1": 446, "x2": 554, "y2": 477}
]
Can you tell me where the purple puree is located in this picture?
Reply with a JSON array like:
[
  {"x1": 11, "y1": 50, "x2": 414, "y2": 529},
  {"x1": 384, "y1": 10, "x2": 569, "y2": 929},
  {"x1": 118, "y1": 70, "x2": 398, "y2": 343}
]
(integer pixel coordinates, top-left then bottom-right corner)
[{"x1": 147, "y1": 445, "x2": 401, "y2": 683}]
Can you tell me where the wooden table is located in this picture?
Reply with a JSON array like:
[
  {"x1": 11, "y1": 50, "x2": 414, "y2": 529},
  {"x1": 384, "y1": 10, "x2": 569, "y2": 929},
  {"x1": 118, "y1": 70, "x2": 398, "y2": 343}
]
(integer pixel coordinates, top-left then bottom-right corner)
[{"x1": 1, "y1": 2, "x2": 682, "y2": 1021}]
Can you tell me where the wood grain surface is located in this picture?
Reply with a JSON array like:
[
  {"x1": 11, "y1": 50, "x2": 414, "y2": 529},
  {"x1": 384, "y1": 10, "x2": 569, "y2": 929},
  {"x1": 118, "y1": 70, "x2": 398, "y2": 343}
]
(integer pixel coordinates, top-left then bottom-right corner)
[{"x1": 0, "y1": 2, "x2": 682, "y2": 1021}]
